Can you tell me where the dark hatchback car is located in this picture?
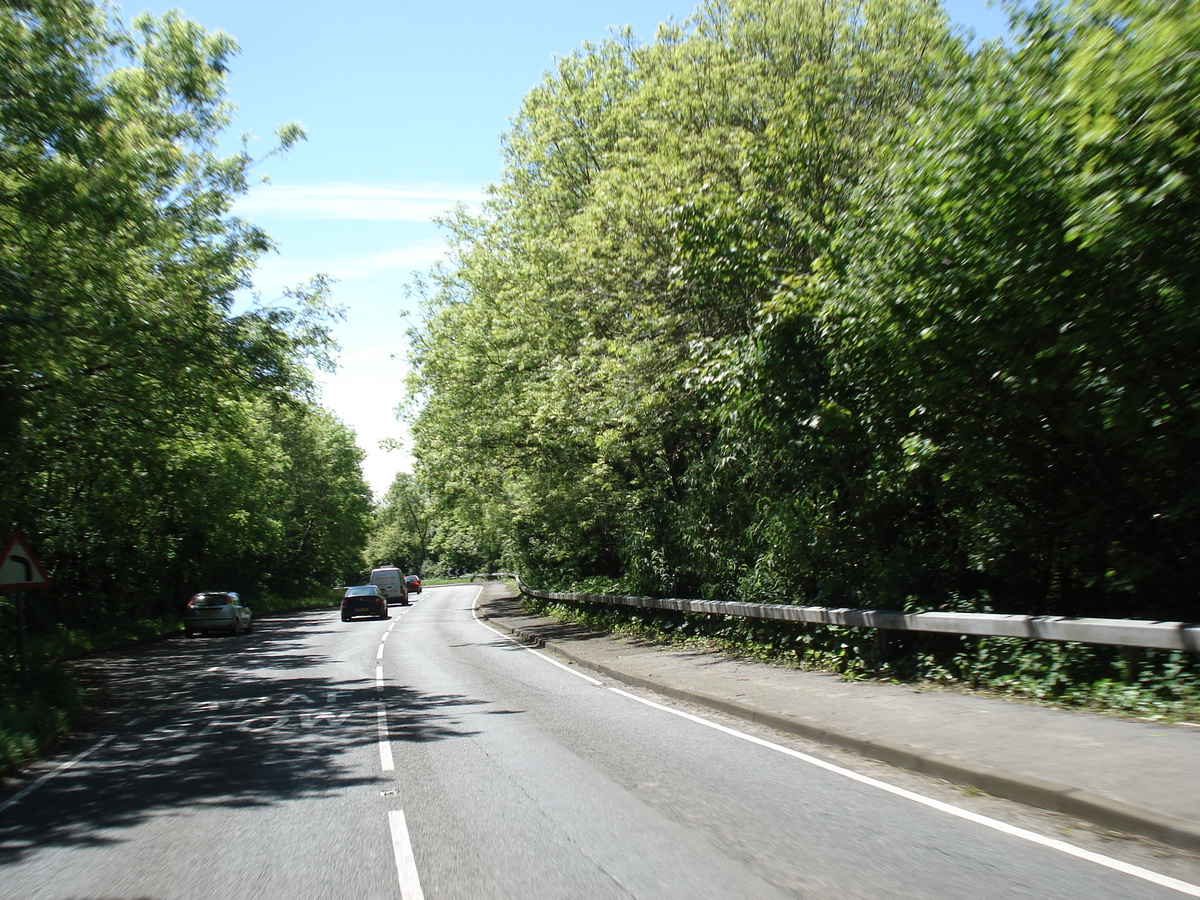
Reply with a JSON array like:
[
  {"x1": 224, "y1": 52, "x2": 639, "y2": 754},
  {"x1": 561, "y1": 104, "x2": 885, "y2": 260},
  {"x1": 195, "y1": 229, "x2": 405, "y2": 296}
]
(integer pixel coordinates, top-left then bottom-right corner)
[
  {"x1": 404, "y1": 574, "x2": 421, "y2": 595},
  {"x1": 341, "y1": 584, "x2": 389, "y2": 621}
]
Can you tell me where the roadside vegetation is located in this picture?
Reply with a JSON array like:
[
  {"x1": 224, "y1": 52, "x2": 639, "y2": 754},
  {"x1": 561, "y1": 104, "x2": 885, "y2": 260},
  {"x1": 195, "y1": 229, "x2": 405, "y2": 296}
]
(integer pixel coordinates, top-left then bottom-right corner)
[
  {"x1": 364, "y1": 473, "x2": 434, "y2": 573},
  {"x1": 1, "y1": 2, "x2": 371, "y2": 774},
  {"x1": 406, "y1": 0, "x2": 1200, "y2": 708},
  {"x1": 4, "y1": 0, "x2": 1197, "y2": 775},
  {"x1": 523, "y1": 594, "x2": 1200, "y2": 724}
]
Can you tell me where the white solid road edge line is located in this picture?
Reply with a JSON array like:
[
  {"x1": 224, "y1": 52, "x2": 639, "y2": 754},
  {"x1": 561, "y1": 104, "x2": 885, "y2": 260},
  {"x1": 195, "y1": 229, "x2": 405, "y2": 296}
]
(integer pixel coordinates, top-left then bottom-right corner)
[
  {"x1": 0, "y1": 734, "x2": 116, "y2": 815},
  {"x1": 389, "y1": 809, "x2": 426, "y2": 900},
  {"x1": 473, "y1": 602, "x2": 604, "y2": 687},
  {"x1": 608, "y1": 687, "x2": 1200, "y2": 898},
  {"x1": 472, "y1": 591, "x2": 1200, "y2": 898}
]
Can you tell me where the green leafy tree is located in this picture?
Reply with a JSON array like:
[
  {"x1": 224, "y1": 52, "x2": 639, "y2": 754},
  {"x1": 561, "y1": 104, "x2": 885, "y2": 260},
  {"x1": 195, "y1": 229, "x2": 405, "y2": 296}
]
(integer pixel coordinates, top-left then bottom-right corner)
[
  {"x1": 408, "y1": 0, "x2": 964, "y2": 592},
  {"x1": 744, "y1": 0, "x2": 1200, "y2": 617},
  {"x1": 366, "y1": 472, "x2": 433, "y2": 574},
  {"x1": 1, "y1": 1, "x2": 370, "y2": 642}
]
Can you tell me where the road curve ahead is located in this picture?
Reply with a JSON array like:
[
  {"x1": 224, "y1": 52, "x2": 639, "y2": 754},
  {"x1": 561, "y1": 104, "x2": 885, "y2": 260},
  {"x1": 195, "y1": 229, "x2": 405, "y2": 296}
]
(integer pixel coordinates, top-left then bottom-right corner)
[{"x1": 3, "y1": 583, "x2": 1200, "y2": 899}]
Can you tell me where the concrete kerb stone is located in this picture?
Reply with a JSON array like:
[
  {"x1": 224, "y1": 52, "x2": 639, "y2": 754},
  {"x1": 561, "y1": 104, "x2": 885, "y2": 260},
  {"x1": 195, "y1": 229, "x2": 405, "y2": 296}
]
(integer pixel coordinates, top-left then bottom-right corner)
[{"x1": 477, "y1": 602, "x2": 1200, "y2": 855}]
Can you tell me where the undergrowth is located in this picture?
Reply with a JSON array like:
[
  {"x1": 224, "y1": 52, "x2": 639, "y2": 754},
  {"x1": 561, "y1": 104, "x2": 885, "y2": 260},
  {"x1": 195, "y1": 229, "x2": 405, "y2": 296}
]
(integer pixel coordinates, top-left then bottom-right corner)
[{"x1": 0, "y1": 657, "x2": 86, "y2": 776}]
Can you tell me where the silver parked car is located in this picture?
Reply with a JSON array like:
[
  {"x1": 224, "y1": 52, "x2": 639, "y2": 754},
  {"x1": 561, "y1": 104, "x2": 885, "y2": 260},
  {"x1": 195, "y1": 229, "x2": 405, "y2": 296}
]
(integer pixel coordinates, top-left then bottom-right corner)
[{"x1": 184, "y1": 591, "x2": 252, "y2": 637}]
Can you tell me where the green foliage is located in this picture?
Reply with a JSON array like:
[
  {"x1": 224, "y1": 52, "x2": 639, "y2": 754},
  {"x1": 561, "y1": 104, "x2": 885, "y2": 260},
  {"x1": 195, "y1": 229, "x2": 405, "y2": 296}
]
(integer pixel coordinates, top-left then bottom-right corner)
[
  {"x1": 407, "y1": 0, "x2": 1199, "y2": 701},
  {"x1": 1, "y1": 1, "x2": 372, "y2": 676},
  {"x1": 365, "y1": 472, "x2": 434, "y2": 574},
  {"x1": 408, "y1": 0, "x2": 964, "y2": 590},
  {"x1": 746, "y1": 0, "x2": 1200, "y2": 617},
  {"x1": 0, "y1": 657, "x2": 86, "y2": 776}
]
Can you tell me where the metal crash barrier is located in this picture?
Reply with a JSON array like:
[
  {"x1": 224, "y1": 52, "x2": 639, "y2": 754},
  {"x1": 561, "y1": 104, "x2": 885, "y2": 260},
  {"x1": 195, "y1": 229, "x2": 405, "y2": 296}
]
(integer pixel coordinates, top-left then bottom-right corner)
[{"x1": 483, "y1": 572, "x2": 1200, "y2": 653}]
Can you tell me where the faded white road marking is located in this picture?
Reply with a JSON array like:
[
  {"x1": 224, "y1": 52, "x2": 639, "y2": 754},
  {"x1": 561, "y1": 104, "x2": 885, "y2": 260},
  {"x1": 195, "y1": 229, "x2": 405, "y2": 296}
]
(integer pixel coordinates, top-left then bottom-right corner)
[{"x1": 0, "y1": 735, "x2": 115, "y2": 814}]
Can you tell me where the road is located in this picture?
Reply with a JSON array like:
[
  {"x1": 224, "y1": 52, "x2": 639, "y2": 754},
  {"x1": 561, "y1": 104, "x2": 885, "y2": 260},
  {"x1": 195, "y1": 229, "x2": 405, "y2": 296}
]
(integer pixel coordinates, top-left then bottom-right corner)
[{"x1": 3, "y1": 584, "x2": 1200, "y2": 898}]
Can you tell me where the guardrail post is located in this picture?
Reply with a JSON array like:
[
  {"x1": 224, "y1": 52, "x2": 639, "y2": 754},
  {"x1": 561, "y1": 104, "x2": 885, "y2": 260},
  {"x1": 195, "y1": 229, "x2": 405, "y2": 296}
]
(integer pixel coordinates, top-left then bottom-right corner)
[{"x1": 1122, "y1": 646, "x2": 1141, "y2": 680}]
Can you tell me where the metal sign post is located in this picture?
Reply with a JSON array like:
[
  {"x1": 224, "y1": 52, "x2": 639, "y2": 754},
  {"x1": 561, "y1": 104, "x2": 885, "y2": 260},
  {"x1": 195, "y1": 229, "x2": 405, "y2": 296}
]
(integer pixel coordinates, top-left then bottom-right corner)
[{"x1": 15, "y1": 595, "x2": 27, "y2": 675}]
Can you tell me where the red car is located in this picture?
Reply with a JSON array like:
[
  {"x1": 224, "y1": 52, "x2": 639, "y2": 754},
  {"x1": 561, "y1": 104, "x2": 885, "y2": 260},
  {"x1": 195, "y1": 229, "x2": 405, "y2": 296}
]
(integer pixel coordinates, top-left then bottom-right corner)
[{"x1": 404, "y1": 574, "x2": 422, "y2": 594}]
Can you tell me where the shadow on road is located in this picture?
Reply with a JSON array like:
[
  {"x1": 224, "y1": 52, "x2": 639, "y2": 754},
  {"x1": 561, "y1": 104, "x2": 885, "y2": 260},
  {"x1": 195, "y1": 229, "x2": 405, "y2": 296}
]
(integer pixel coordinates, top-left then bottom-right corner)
[
  {"x1": 0, "y1": 609, "x2": 495, "y2": 865},
  {"x1": 479, "y1": 595, "x2": 616, "y2": 650}
]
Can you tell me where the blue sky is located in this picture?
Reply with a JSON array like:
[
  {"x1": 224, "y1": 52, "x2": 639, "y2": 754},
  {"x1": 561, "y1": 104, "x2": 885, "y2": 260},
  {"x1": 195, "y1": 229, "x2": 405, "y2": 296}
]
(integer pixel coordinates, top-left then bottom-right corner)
[{"x1": 130, "y1": 1, "x2": 1012, "y2": 496}]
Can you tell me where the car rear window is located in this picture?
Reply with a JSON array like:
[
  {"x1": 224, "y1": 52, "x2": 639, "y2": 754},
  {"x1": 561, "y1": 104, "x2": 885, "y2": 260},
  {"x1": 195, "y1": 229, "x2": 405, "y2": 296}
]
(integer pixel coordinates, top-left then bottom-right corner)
[{"x1": 192, "y1": 593, "x2": 232, "y2": 607}]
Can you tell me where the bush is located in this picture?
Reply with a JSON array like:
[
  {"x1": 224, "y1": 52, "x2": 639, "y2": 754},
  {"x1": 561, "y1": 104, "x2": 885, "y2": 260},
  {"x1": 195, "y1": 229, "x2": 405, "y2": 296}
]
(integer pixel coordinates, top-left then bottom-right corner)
[{"x1": 0, "y1": 659, "x2": 86, "y2": 776}]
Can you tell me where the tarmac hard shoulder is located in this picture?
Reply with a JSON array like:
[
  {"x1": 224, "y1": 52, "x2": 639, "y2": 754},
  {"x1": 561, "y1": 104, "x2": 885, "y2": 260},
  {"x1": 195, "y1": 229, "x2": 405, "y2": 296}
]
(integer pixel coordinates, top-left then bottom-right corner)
[{"x1": 474, "y1": 583, "x2": 1200, "y2": 854}]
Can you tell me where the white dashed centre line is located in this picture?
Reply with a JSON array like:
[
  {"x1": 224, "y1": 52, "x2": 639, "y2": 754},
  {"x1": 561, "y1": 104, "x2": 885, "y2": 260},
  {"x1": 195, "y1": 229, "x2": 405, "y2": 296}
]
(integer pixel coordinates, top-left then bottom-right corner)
[
  {"x1": 379, "y1": 603, "x2": 424, "y2": 897},
  {"x1": 389, "y1": 809, "x2": 425, "y2": 900},
  {"x1": 376, "y1": 705, "x2": 394, "y2": 772}
]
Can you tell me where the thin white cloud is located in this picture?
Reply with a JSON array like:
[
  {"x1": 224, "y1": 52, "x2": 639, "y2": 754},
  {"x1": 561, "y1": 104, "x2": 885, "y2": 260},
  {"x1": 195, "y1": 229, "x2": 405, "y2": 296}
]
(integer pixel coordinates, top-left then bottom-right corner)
[
  {"x1": 237, "y1": 182, "x2": 485, "y2": 222},
  {"x1": 247, "y1": 239, "x2": 447, "y2": 290},
  {"x1": 337, "y1": 243, "x2": 449, "y2": 280}
]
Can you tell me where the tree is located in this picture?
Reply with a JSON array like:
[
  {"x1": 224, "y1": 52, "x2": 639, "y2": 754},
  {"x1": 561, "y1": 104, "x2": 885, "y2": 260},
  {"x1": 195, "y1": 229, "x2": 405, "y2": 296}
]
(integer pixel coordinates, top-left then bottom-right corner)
[
  {"x1": 366, "y1": 473, "x2": 433, "y2": 574},
  {"x1": 1, "y1": 1, "x2": 370, "y2": 639},
  {"x1": 742, "y1": 0, "x2": 1200, "y2": 617},
  {"x1": 407, "y1": 0, "x2": 965, "y2": 592}
]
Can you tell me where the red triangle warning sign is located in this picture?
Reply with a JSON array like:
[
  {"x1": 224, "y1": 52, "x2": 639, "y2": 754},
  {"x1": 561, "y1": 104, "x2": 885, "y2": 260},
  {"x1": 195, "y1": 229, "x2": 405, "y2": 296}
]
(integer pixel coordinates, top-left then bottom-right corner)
[{"x1": 1, "y1": 533, "x2": 52, "y2": 590}]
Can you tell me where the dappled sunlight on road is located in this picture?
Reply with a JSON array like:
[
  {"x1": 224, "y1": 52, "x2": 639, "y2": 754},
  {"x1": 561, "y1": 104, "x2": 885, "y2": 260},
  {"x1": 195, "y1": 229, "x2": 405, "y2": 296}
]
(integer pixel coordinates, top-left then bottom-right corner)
[{"x1": 0, "y1": 609, "x2": 496, "y2": 866}]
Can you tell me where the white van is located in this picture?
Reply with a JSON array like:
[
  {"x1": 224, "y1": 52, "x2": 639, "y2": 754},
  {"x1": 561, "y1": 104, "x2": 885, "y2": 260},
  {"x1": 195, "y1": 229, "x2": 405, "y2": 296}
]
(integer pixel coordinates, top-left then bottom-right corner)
[{"x1": 369, "y1": 567, "x2": 409, "y2": 605}]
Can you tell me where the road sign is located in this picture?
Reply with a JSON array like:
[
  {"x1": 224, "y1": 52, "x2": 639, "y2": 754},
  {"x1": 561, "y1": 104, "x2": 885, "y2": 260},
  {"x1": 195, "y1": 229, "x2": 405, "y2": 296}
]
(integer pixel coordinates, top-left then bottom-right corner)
[{"x1": 0, "y1": 532, "x2": 52, "y2": 590}]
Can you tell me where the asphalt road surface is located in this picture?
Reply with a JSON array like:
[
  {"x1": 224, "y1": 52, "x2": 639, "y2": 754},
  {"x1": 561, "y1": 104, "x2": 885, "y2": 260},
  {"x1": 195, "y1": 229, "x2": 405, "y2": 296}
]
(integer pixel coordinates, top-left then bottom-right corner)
[{"x1": 4, "y1": 584, "x2": 1200, "y2": 899}]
